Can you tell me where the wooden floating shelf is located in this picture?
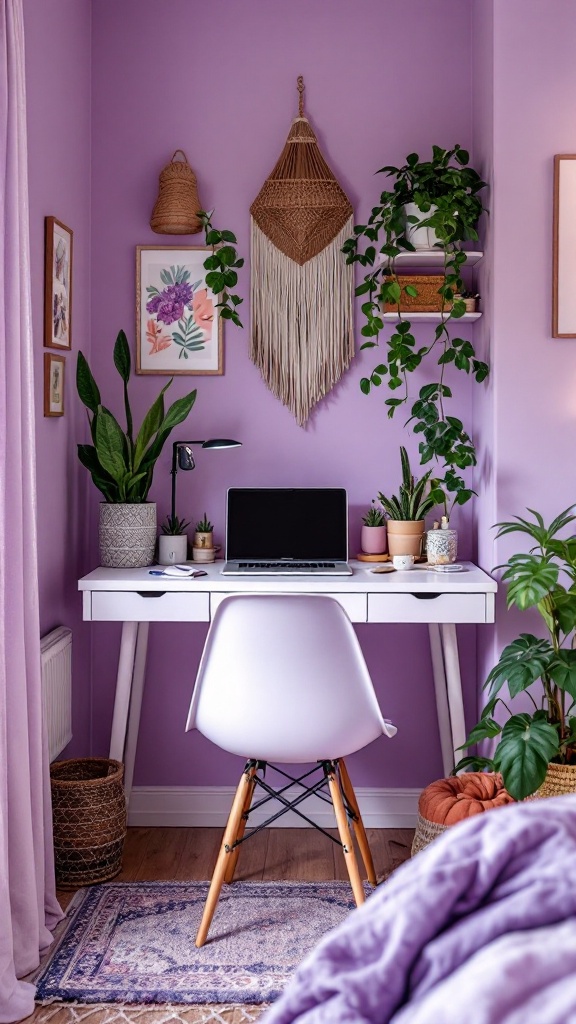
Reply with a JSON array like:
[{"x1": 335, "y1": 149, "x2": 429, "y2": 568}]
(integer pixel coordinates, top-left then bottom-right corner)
[{"x1": 382, "y1": 312, "x2": 482, "y2": 323}]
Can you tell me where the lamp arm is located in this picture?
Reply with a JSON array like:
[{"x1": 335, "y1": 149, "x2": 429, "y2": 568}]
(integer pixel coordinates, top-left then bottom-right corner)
[{"x1": 170, "y1": 442, "x2": 179, "y2": 525}]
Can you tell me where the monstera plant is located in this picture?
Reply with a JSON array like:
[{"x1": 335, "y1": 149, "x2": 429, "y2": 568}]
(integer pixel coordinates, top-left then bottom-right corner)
[{"x1": 455, "y1": 505, "x2": 576, "y2": 799}]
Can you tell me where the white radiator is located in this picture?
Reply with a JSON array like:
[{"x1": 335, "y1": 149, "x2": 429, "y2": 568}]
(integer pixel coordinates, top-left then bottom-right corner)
[{"x1": 41, "y1": 626, "x2": 73, "y2": 762}]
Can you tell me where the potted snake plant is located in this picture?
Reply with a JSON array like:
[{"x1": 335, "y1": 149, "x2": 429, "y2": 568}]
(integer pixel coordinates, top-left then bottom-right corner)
[
  {"x1": 77, "y1": 330, "x2": 197, "y2": 568},
  {"x1": 377, "y1": 446, "x2": 443, "y2": 558}
]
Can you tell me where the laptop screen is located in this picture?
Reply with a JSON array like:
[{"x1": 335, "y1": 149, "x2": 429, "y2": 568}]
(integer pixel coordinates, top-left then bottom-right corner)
[{"x1": 226, "y1": 488, "x2": 348, "y2": 561}]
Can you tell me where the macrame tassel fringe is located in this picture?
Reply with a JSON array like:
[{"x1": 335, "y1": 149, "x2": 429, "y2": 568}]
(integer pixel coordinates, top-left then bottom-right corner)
[{"x1": 250, "y1": 216, "x2": 354, "y2": 427}]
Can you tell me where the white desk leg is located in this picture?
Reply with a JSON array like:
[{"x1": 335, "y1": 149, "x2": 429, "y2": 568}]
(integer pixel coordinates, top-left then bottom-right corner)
[
  {"x1": 441, "y1": 622, "x2": 467, "y2": 764},
  {"x1": 123, "y1": 621, "x2": 150, "y2": 803},
  {"x1": 109, "y1": 621, "x2": 139, "y2": 764},
  {"x1": 428, "y1": 623, "x2": 456, "y2": 776}
]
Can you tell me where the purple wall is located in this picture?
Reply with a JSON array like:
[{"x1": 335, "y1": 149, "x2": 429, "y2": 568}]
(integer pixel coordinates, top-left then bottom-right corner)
[
  {"x1": 88, "y1": 0, "x2": 477, "y2": 789},
  {"x1": 24, "y1": 0, "x2": 93, "y2": 756}
]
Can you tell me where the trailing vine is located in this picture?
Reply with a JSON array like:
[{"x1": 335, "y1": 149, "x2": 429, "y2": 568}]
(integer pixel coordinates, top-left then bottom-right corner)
[
  {"x1": 199, "y1": 210, "x2": 244, "y2": 328},
  {"x1": 342, "y1": 145, "x2": 489, "y2": 514}
]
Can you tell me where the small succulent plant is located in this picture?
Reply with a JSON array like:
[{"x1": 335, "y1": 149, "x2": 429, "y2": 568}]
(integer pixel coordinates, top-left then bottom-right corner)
[
  {"x1": 161, "y1": 514, "x2": 191, "y2": 535},
  {"x1": 362, "y1": 504, "x2": 385, "y2": 527},
  {"x1": 195, "y1": 513, "x2": 214, "y2": 533}
]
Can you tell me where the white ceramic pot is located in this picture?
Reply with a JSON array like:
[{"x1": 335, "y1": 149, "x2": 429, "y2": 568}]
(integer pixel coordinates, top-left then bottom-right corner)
[
  {"x1": 361, "y1": 525, "x2": 387, "y2": 555},
  {"x1": 404, "y1": 202, "x2": 440, "y2": 250},
  {"x1": 99, "y1": 502, "x2": 157, "y2": 568},
  {"x1": 158, "y1": 534, "x2": 188, "y2": 565}
]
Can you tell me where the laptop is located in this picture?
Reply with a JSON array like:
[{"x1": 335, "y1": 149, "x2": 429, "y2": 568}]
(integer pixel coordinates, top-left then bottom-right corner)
[{"x1": 222, "y1": 487, "x2": 353, "y2": 575}]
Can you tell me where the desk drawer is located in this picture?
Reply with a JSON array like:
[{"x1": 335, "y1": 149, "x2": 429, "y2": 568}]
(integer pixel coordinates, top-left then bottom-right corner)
[
  {"x1": 210, "y1": 592, "x2": 367, "y2": 623},
  {"x1": 368, "y1": 592, "x2": 487, "y2": 624},
  {"x1": 90, "y1": 590, "x2": 210, "y2": 622}
]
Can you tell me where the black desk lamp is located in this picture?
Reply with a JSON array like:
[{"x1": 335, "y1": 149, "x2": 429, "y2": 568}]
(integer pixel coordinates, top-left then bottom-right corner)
[{"x1": 170, "y1": 439, "x2": 242, "y2": 525}]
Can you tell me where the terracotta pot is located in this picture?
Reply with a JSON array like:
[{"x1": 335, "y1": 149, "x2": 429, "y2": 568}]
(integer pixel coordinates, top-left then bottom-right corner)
[
  {"x1": 386, "y1": 519, "x2": 425, "y2": 558},
  {"x1": 361, "y1": 524, "x2": 387, "y2": 555}
]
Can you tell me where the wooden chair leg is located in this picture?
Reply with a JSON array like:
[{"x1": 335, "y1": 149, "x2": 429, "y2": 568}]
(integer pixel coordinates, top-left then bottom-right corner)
[
  {"x1": 195, "y1": 767, "x2": 254, "y2": 947},
  {"x1": 326, "y1": 766, "x2": 365, "y2": 908},
  {"x1": 224, "y1": 763, "x2": 258, "y2": 884},
  {"x1": 337, "y1": 758, "x2": 377, "y2": 887}
]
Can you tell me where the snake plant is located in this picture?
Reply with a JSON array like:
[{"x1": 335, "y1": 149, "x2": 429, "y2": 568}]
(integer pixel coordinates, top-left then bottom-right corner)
[{"x1": 377, "y1": 446, "x2": 443, "y2": 521}]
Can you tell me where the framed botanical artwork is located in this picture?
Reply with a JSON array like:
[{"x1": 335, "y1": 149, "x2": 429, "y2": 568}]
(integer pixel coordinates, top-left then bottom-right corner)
[
  {"x1": 44, "y1": 216, "x2": 73, "y2": 349},
  {"x1": 552, "y1": 155, "x2": 576, "y2": 337},
  {"x1": 44, "y1": 352, "x2": 65, "y2": 416},
  {"x1": 136, "y1": 246, "x2": 223, "y2": 375}
]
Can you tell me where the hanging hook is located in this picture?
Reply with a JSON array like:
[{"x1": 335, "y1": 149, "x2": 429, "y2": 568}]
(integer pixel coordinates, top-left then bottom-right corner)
[{"x1": 297, "y1": 75, "x2": 305, "y2": 117}]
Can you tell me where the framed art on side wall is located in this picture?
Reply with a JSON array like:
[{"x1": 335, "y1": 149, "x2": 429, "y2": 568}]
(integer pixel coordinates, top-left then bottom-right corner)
[
  {"x1": 552, "y1": 155, "x2": 576, "y2": 337},
  {"x1": 44, "y1": 352, "x2": 65, "y2": 416},
  {"x1": 136, "y1": 246, "x2": 223, "y2": 374},
  {"x1": 44, "y1": 216, "x2": 73, "y2": 348}
]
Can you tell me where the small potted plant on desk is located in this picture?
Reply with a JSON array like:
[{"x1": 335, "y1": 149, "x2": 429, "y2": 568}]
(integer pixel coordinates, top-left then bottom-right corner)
[
  {"x1": 193, "y1": 513, "x2": 215, "y2": 563},
  {"x1": 377, "y1": 446, "x2": 443, "y2": 558},
  {"x1": 158, "y1": 514, "x2": 191, "y2": 565},
  {"x1": 455, "y1": 505, "x2": 576, "y2": 801},
  {"x1": 361, "y1": 504, "x2": 387, "y2": 555}
]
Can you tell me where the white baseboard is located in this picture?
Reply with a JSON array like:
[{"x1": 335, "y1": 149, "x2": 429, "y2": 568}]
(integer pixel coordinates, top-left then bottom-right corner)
[{"x1": 127, "y1": 785, "x2": 419, "y2": 829}]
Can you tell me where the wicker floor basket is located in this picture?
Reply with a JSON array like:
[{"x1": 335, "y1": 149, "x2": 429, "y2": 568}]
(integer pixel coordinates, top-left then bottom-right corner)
[
  {"x1": 50, "y1": 758, "x2": 127, "y2": 888},
  {"x1": 411, "y1": 812, "x2": 449, "y2": 856},
  {"x1": 528, "y1": 761, "x2": 576, "y2": 800}
]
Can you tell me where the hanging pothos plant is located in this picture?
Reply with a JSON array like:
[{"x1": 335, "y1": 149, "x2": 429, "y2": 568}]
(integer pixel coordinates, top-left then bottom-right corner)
[
  {"x1": 342, "y1": 145, "x2": 489, "y2": 513},
  {"x1": 199, "y1": 210, "x2": 244, "y2": 328}
]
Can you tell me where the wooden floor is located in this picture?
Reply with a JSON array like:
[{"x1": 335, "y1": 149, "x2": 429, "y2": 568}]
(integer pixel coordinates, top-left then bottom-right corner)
[{"x1": 57, "y1": 825, "x2": 414, "y2": 908}]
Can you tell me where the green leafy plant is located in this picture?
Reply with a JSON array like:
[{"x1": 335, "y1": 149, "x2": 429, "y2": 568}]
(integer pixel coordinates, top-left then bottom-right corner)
[
  {"x1": 362, "y1": 504, "x2": 385, "y2": 527},
  {"x1": 199, "y1": 210, "x2": 244, "y2": 328},
  {"x1": 342, "y1": 145, "x2": 489, "y2": 514},
  {"x1": 161, "y1": 514, "x2": 191, "y2": 535},
  {"x1": 77, "y1": 330, "x2": 197, "y2": 503},
  {"x1": 377, "y1": 447, "x2": 443, "y2": 521},
  {"x1": 455, "y1": 505, "x2": 576, "y2": 800},
  {"x1": 195, "y1": 513, "x2": 214, "y2": 533}
]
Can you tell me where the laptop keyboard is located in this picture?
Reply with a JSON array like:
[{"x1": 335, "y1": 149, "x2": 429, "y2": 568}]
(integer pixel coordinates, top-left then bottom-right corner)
[{"x1": 244, "y1": 562, "x2": 336, "y2": 569}]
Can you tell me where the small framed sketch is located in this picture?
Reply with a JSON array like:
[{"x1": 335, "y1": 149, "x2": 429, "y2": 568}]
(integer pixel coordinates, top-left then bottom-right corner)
[
  {"x1": 44, "y1": 216, "x2": 73, "y2": 348},
  {"x1": 44, "y1": 353, "x2": 65, "y2": 416},
  {"x1": 136, "y1": 246, "x2": 223, "y2": 375},
  {"x1": 553, "y1": 155, "x2": 576, "y2": 336}
]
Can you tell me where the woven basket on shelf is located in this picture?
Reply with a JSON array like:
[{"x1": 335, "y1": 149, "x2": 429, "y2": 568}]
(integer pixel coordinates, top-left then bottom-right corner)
[
  {"x1": 527, "y1": 762, "x2": 576, "y2": 800},
  {"x1": 150, "y1": 150, "x2": 202, "y2": 235},
  {"x1": 384, "y1": 274, "x2": 449, "y2": 313},
  {"x1": 50, "y1": 758, "x2": 127, "y2": 888}
]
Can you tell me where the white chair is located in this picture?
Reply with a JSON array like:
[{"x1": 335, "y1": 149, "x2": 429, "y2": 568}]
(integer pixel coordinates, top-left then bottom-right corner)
[{"x1": 185, "y1": 593, "x2": 397, "y2": 946}]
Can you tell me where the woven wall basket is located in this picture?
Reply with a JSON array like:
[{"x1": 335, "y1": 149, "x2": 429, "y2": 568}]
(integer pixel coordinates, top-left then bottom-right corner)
[
  {"x1": 50, "y1": 758, "x2": 127, "y2": 888},
  {"x1": 150, "y1": 149, "x2": 202, "y2": 234}
]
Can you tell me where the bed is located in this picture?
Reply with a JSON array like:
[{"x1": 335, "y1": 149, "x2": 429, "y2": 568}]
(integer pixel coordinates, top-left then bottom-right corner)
[{"x1": 262, "y1": 794, "x2": 576, "y2": 1024}]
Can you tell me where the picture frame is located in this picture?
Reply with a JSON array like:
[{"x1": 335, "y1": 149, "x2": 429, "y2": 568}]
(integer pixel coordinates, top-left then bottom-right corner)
[
  {"x1": 44, "y1": 216, "x2": 73, "y2": 349},
  {"x1": 552, "y1": 155, "x2": 576, "y2": 337},
  {"x1": 44, "y1": 353, "x2": 65, "y2": 417},
  {"x1": 136, "y1": 246, "x2": 223, "y2": 375}
]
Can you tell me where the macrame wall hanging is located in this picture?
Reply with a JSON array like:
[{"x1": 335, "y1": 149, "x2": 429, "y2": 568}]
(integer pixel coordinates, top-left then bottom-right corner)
[{"x1": 250, "y1": 77, "x2": 354, "y2": 426}]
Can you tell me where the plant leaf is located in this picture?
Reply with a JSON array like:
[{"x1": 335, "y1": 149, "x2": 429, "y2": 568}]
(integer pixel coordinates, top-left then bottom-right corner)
[
  {"x1": 76, "y1": 352, "x2": 101, "y2": 412},
  {"x1": 493, "y1": 713, "x2": 559, "y2": 800}
]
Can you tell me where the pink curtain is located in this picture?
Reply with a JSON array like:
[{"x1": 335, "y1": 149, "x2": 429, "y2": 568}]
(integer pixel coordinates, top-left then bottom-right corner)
[{"x1": 0, "y1": 1, "x2": 63, "y2": 1020}]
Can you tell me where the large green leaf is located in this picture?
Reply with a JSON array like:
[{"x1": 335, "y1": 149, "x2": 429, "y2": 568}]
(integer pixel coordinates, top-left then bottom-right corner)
[
  {"x1": 552, "y1": 587, "x2": 576, "y2": 636},
  {"x1": 485, "y1": 633, "x2": 555, "y2": 698},
  {"x1": 160, "y1": 390, "x2": 197, "y2": 436},
  {"x1": 459, "y1": 716, "x2": 501, "y2": 748},
  {"x1": 94, "y1": 406, "x2": 128, "y2": 485},
  {"x1": 113, "y1": 330, "x2": 131, "y2": 383},
  {"x1": 133, "y1": 381, "x2": 172, "y2": 471},
  {"x1": 499, "y1": 553, "x2": 559, "y2": 610},
  {"x1": 493, "y1": 713, "x2": 559, "y2": 799},
  {"x1": 549, "y1": 649, "x2": 576, "y2": 700},
  {"x1": 76, "y1": 352, "x2": 101, "y2": 412}
]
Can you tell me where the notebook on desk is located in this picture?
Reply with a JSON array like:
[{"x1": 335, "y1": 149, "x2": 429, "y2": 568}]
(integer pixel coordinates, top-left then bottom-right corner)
[{"x1": 221, "y1": 487, "x2": 353, "y2": 575}]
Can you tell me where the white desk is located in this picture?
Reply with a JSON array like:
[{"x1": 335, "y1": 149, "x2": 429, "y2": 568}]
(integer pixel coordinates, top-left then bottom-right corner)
[{"x1": 79, "y1": 560, "x2": 497, "y2": 802}]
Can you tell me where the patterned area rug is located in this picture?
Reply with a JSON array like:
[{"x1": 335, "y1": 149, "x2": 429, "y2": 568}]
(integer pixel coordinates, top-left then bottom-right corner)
[{"x1": 35, "y1": 881, "x2": 362, "y2": 1007}]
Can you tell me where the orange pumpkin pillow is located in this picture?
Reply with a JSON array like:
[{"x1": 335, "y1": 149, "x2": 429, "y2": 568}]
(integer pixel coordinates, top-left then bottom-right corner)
[{"x1": 419, "y1": 772, "x2": 515, "y2": 826}]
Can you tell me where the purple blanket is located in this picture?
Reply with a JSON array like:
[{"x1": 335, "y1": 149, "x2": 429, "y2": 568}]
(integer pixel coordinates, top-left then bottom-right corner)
[{"x1": 263, "y1": 795, "x2": 576, "y2": 1024}]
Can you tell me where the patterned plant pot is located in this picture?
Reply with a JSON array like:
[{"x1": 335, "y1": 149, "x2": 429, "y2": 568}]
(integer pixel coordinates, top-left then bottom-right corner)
[
  {"x1": 529, "y1": 762, "x2": 576, "y2": 800},
  {"x1": 99, "y1": 502, "x2": 157, "y2": 568}
]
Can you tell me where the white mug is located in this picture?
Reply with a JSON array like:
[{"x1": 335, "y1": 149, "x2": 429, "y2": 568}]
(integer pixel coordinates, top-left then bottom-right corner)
[{"x1": 392, "y1": 554, "x2": 415, "y2": 571}]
